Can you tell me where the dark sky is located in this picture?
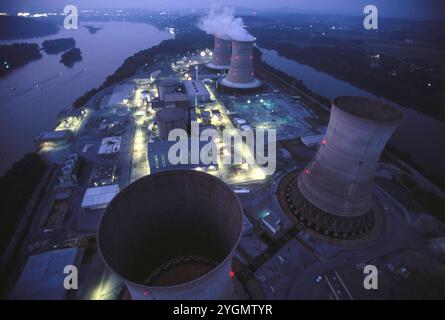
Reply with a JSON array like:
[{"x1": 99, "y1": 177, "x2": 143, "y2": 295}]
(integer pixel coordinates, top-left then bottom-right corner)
[{"x1": 2, "y1": 0, "x2": 445, "y2": 21}]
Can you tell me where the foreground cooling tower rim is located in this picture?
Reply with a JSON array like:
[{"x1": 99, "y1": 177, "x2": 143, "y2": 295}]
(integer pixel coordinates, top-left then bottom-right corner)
[{"x1": 97, "y1": 170, "x2": 243, "y2": 299}]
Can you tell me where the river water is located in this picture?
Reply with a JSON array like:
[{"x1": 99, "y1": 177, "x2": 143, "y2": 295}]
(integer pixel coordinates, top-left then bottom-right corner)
[
  {"x1": 0, "y1": 22, "x2": 172, "y2": 175},
  {"x1": 261, "y1": 48, "x2": 445, "y2": 176}
]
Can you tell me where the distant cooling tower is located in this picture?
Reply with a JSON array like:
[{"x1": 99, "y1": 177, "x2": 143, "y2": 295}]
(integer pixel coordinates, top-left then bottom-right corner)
[
  {"x1": 156, "y1": 107, "x2": 188, "y2": 140},
  {"x1": 98, "y1": 170, "x2": 243, "y2": 300},
  {"x1": 220, "y1": 39, "x2": 261, "y2": 90},
  {"x1": 206, "y1": 36, "x2": 231, "y2": 70},
  {"x1": 283, "y1": 96, "x2": 403, "y2": 239}
]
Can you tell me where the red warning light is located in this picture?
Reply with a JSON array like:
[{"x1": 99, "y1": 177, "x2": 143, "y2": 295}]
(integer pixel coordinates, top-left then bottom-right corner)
[
  {"x1": 321, "y1": 138, "x2": 327, "y2": 145},
  {"x1": 304, "y1": 169, "x2": 310, "y2": 175},
  {"x1": 143, "y1": 290, "x2": 148, "y2": 296},
  {"x1": 229, "y1": 271, "x2": 235, "y2": 278}
]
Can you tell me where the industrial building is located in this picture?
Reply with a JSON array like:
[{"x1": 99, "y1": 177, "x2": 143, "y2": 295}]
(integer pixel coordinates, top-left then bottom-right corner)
[
  {"x1": 282, "y1": 96, "x2": 404, "y2": 239},
  {"x1": 58, "y1": 154, "x2": 84, "y2": 188},
  {"x1": 98, "y1": 136, "x2": 122, "y2": 155},
  {"x1": 300, "y1": 134, "x2": 325, "y2": 147},
  {"x1": 220, "y1": 39, "x2": 261, "y2": 90},
  {"x1": 10, "y1": 248, "x2": 82, "y2": 300},
  {"x1": 147, "y1": 139, "x2": 218, "y2": 174},
  {"x1": 91, "y1": 164, "x2": 118, "y2": 186},
  {"x1": 157, "y1": 78, "x2": 179, "y2": 101},
  {"x1": 206, "y1": 35, "x2": 232, "y2": 70},
  {"x1": 34, "y1": 130, "x2": 72, "y2": 148},
  {"x1": 81, "y1": 184, "x2": 120, "y2": 210},
  {"x1": 262, "y1": 211, "x2": 281, "y2": 235},
  {"x1": 97, "y1": 171, "x2": 243, "y2": 299},
  {"x1": 105, "y1": 83, "x2": 136, "y2": 108},
  {"x1": 183, "y1": 80, "x2": 211, "y2": 106},
  {"x1": 156, "y1": 107, "x2": 188, "y2": 140},
  {"x1": 163, "y1": 93, "x2": 192, "y2": 110}
]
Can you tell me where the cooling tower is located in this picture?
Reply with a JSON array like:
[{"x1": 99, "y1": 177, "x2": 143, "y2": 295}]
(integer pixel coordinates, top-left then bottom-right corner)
[
  {"x1": 220, "y1": 39, "x2": 261, "y2": 90},
  {"x1": 284, "y1": 96, "x2": 403, "y2": 239},
  {"x1": 206, "y1": 36, "x2": 231, "y2": 70},
  {"x1": 97, "y1": 170, "x2": 243, "y2": 300},
  {"x1": 156, "y1": 107, "x2": 188, "y2": 140}
]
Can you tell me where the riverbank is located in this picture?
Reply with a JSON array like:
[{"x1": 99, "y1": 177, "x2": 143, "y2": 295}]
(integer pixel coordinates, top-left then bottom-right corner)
[
  {"x1": 0, "y1": 153, "x2": 46, "y2": 256},
  {"x1": 0, "y1": 43, "x2": 42, "y2": 77},
  {"x1": 254, "y1": 32, "x2": 444, "y2": 122}
]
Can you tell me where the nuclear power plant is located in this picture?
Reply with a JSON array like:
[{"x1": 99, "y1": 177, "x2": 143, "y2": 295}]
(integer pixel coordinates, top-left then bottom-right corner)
[
  {"x1": 97, "y1": 171, "x2": 243, "y2": 300},
  {"x1": 220, "y1": 39, "x2": 261, "y2": 90},
  {"x1": 281, "y1": 96, "x2": 404, "y2": 239},
  {"x1": 8, "y1": 6, "x2": 443, "y2": 302},
  {"x1": 206, "y1": 35, "x2": 232, "y2": 70}
]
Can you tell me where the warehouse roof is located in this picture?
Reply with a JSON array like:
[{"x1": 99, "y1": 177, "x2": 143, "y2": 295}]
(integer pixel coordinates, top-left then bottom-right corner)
[
  {"x1": 98, "y1": 136, "x2": 122, "y2": 154},
  {"x1": 10, "y1": 248, "x2": 79, "y2": 300},
  {"x1": 81, "y1": 184, "x2": 119, "y2": 209},
  {"x1": 183, "y1": 80, "x2": 210, "y2": 97}
]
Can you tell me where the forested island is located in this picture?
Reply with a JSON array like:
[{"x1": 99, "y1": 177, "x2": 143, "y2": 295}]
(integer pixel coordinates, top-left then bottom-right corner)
[
  {"x1": 42, "y1": 38, "x2": 76, "y2": 54},
  {"x1": 0, "y1": 43, "x2": 42, "y2": 77},
  {"x1": 0, "y1": 16, "x2": 58, "y2": 40},
  {"x1": 60, "y1": 48, "x2": 82, "y2": 67}
]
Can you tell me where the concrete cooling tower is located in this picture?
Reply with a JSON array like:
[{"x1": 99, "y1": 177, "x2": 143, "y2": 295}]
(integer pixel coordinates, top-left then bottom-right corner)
[
  {"x1": 97, "y1": 170, "x2": 243, "y2": 300},
  {"x1": 283, "y1": 96, "x2": 403, "y2": 239},
  {"x1": 206, "y1": 35, "x2": 232, "y2": 70},
  {"x1": 220, "y1": 39, "x2": 261, "y2": 90}
]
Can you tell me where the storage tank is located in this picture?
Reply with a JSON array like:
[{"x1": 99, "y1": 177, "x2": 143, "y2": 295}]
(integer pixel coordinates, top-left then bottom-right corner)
[
  {"x1": 156, "y1": 107, "x2": 188, "y2": 140},
  {"x1": 283, "y1": 96, "x2": 403, "y2": 239},
  {"x1": 97, "y1": 170, "x2": 243, "y2": 299}
]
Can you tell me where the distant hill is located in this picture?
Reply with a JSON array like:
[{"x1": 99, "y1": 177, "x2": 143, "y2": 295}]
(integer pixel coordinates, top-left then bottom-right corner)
[
  {"x1": 42, "y1": 38, "x2": 76, "y2": 54},
  {"x1": 0, "y1": 16, "x2": 59, "y2": 40}
]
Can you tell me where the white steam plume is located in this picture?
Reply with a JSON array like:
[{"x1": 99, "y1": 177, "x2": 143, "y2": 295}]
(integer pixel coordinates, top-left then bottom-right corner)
[{"x1": 198, "y1": 6, "x2": 254, "y2": 42}]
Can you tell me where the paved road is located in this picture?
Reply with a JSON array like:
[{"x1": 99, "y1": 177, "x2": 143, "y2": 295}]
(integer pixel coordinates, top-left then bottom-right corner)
[{"x1": 287, "y1": 186, "x2": 428, "y2": 298}]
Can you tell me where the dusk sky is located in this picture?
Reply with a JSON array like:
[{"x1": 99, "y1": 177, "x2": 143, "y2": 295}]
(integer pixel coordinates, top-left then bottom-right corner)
[{"x1": 2, "y1": 0, "x2": 444, "y2": 20}]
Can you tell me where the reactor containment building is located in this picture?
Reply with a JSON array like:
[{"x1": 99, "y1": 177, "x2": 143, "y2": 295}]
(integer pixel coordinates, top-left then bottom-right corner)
[
  {"x1": 97, "y1": 170, "x2": 243, "y2": 300},
  {"x1": 282, "y1": 96, "x2": 403, "y2": 239}
]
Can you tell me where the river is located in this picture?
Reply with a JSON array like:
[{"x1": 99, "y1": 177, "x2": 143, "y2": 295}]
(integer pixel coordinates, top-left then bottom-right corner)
[
  {"x1": 261, "y1": 48, "x2": 445, "y2": 176},
  {"x1": 0, "y1": 22, "x2": 172, "y2": 175}
]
